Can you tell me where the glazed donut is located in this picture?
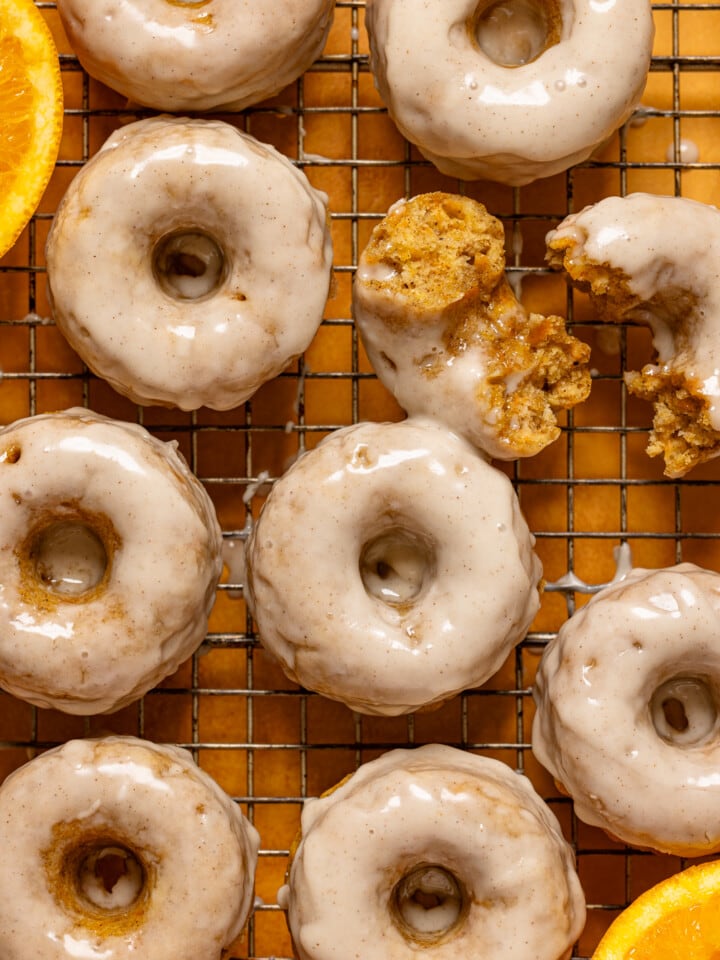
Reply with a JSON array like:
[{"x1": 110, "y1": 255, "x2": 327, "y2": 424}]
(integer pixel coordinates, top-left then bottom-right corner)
[
  {"x1": 245, "y1": 418, "x2": 542, "y2": 716},
  {"x1": 353, "y1": 193, "x2": 591, "y2": 460},
  {"x1": 0, "y1": 408, "x2": 222, "y2": 714},
  {"x1": 547, "y1": 193, "x2": 720, "y2": 478},
  {"x1": 46, "y1": 116, "x2": 334, "y2": 411},
  {"x1": 56, "y1": 0, "x2": 335, "y2": 112},
  {"x1": 365, "y1": 0, "x2": 654, "y2": 184},
  {"x1": 0, "y1": 736, "x2": 259, "y2": 959},
  {"x1": 279, "y1": 744, "x2": 586, "y2": 960},
  {"x1": 532, "y1": 563, "x2": 720, "y2": 856}
]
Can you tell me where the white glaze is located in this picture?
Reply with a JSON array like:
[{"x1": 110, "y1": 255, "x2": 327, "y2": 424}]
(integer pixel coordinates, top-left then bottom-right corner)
[
  {"x1": 532, "y1": 563, "x2": 720, "y2": 856},
  {"x1": 546, "y1": 193, "x2": 720, "y2": 431},
  {"x1": 0, "y1": 408, "x2": 222, "y2": 714},
  {"x1": 56, "y1": 0, "x2": 335, "y2": 111},
  {"x1": 46, "y1": 116, "x2": 333, "y2": 411},
  {"x1": 665, "y1": 139, "x2": 700, "y2": 163},
  {"x1": 0, "y1": 736, "x2": 259, "y2": 959},
  {"x1": 282, "y1": 744, "x2": 585, "y2": 960},
  {"x1": 365, "y1": 0, "x2": 654, "y2": 184},
  {"x1": 245, "y1": 418, "x2": 541, "y2": 716}
]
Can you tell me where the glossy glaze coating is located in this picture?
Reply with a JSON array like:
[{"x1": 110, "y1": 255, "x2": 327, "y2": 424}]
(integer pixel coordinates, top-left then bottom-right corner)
[
  {"x1": 354, "y1": 193, "x2": 591, "y2": 460},
  {"x1": 0, "y1": 408, "x2": 222, "y2": 714},
  {"x1": 56, "y1": 0, "x2": 335, "y2": 112},
  {"x1": 0, "y1": 736, "x2": 259, "y2": 960},
  {"x1": 533, "y1": 563, "x2": 720, "y2": 856},
  {"x1": 547, "y1": 193, "x2": 720, "y2": 476},
  {"x1": 365, "y1": 0, "x2": 653, "y2": 184},
  {"x1": 46, "y1": 116, "x2": 334, "y2": 411},
  {"x1": 279, "y1": 744, "x2": 585, "y2": 960},
  {"x1": 245, "y1": 418, "x2": 542, "y2": 715}
]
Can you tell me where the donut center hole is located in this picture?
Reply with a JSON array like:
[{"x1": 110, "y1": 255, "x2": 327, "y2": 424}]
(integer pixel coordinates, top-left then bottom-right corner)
[
  {"x1": 392, "y1": 865, "x2": 466, "y2": 942},
  {"x1": 31, "y1": 521, "x2": 108, "y2": 597},
  {"x1": 474, "y1": 0, "x2": 558, "y2": 66},
  {"x1": 360, "y1": 528, "x2": 435, "y2": 606},
  {"x1": 650, "y1": 676, "x2": 718, "y2": 746},
  {"x1": 153, "y1": 229, "x2": 226, "y2": 301},
  {"x1": 77, "y1": 845, "x2": 145, "y2": 911}
]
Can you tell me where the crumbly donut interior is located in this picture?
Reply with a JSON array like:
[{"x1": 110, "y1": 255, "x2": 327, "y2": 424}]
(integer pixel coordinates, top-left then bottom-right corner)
[
  {"x1": 362, "y1": 193, "x2": 591, "y2": 457},
  {"x1": 547, "y1": 238, "x2": 719, "y2": 478}
]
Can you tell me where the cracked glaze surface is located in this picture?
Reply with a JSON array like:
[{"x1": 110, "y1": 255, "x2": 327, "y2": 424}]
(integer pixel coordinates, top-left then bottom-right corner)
[
  {"x1": 0, "y1": 408, "x2": 222, "y2": 714},
  {"x1": 46, "y1": 116, "x2": 333, "y2": 411},
  {"x1": 0, "y1": 736, "x2": 259, "y2": 960},
  {"x1": 245, "y1": 418, "x2": 541, "y2": 715},
  {"x1": 280, "y1": 744, "x2": 585, "y2": 960},
  {"x1": 56, "y1": 0, "x2": 335, "y2": 111},
  {"x1": 365, "y1": 0, "x2": 653, "y2": 184}
]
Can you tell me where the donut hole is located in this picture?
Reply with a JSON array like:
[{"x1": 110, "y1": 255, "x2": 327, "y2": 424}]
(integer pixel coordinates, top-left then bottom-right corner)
[
  {"x1": 76, "y1": 844, "x2": 146, "y2": 911},
  {"x1": 391, "y1": 864, "x2": 467, "y2": 943},
  {"x1": 472, "y1": 0, "x2": 561, "y2": 66},
  {"x1": 153, "y1": 229, "x2": 228, "y2": 301},
  {"x1": 30, "y1": 520, "x2": 109, "y2": 598},
  {"x1": 360, "y1": 527, "x2": 436, "y2": 607},
  {"x1": 650, "y1": 676, "x2": 719, "y2": 747}
]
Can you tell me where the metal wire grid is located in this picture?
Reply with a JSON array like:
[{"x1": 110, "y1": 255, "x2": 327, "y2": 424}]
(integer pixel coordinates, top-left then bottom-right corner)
[{"x1": 0, "y1": 1, "x2": 719, "y2": 957}]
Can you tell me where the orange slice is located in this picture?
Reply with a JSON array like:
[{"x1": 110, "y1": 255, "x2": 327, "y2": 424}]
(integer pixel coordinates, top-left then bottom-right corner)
[
  {"x1": 0, "y1": 0, "x2": 63, "y2": 257},
  {"x1": 592, "y1": 860, "x2": 720, "y2": 959}
]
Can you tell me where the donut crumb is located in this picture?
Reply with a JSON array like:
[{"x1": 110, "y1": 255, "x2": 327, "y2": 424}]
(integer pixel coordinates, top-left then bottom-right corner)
[{"x1": 359, "y1": 193, "x2": 591, "y2": 457}]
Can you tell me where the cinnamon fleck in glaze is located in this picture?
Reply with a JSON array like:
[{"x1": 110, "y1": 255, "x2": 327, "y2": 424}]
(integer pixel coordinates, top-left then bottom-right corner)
[
  {"x1": 0, "y1": 408, "x2": 222, "y2": 714},
  {"x1": 279, "y1": 745, "x2": 585, "y2": 960},
  {"x1": 533, "y1": 563, "x2": 720, "y2": 856},
  {"x1": 0, "y1": 737, "x2": 259, "y2": 959},
  {"x1": 245, "y1": 417, "x2": 542, "y2": 715},
  {"x1": 365, "y1": 0, "x2": 654, "y2": 184},
  {"x1": 56, "y1": 0, "x2": 335, "y2": 112},
  {"x1": 46, "y1": 116, "x2": 334, "y2": 411}
]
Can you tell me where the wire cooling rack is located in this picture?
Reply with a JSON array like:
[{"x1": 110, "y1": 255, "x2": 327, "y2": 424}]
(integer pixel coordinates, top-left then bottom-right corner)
[{"x1": 1, "y1": 2, "x2": 720, "y2": 957}]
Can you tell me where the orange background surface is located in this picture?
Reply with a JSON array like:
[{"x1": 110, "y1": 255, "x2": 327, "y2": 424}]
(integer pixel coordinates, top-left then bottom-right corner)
[{"x1": 1, "y1": 3, "x2": 720, "y2": 957}]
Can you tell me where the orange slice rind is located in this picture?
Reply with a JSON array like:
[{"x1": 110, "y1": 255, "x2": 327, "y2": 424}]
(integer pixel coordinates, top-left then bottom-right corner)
[
  {"x1": 0, "y1": 0, "x2": 63, "y2": 258},
  {"x1": 592, "y1": 859, "x2": 720, "y2": 959}
]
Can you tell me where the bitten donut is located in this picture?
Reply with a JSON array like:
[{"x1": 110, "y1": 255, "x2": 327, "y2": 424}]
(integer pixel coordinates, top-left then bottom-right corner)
[
  {"x1": 353, "y1": 193, "x2": 590, "y2": 460},
  {"x1": 547, "y1": 193, "x2": 720, "y2": 478},
  {"x1": 279, "y1": 744, "x2": 585, "y2": 960},
  {"x1": 245, "y1": 418, "x2": 542, "y2": 715},
  {"x1": 46, "y1": 116, "x2": 333, "y2": 411},
  {"x1": 365, "y1": 0, "x2": 653, "y2": 184},
  {"x1": 533, "y1": 563, "x2": 720, "y2": 856},
  {"x1": 0, "y1": 736, "x2": 259, "y2": 959},
  {"x1": 56, "y1": 0, "x2": 335, "y2": 112},
  {"x1": 0, "y1": 408, "x2": 222, "y2": 714}
]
